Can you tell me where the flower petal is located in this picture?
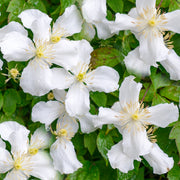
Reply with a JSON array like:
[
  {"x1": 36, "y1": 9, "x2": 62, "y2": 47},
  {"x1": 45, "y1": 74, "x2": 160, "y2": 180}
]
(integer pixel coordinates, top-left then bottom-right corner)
[
  {"x1": 0, "y1": 21, "x2": 28, "y2": 40},
  {"x1": 82, "y1": 22, "x2": 96, "y2": 40},
  {"x1": 32, "y1": 101, "x2": 65, "y2": 127},
  {"x1": 94, "y1": 107, "x2": 121, "y2": 128},
  {"x1": 136, "y1": 0, "x2": 156, "y2": 15},
  {"x1": 0, "y1": 139, "x2": 5, "y2": 148},
  {"x1": 85, "y1": 66, "x2": 119, "y2": 93},
  {"x1": 0, "y1": 121, "x2": 29, "y2": 142},
  {"x1": 107, "y1": 141, "x2": 136, "y2": 173},
  {"x1": 20, "y1": 61, "x2": 53, "y2": 96},
  {"x1": 4, "y1": 170, "x2": 27, "y2": 180},
  {"x1": 76, "y1": 113, "x2": 99, "y2": 133},
  {"x1": 53, "y1": 89, "x2": 66, "y2": 103},
  {"x1": 65, "y1": 82, "x2": 90, "y2": 116},
  {"x1": 119, "y1": 76, "x2": 142, "y2": 107},
  {"x1": 0, "y1": 59, "x2": 3, "y2": 70},
  {"x1": 50, "y1": 139, "x2": 82, "y2": 174},
  {"x1": 29, "y1": 127, "x2": 51, "y2": 150},
  {"x1": 124, "y1": 47, "x2": 151, "y2": 77},
  {"x1": 146, "y1": 103, "x2": 179, "y2": 128},
  {"x1": 160, "y1": 50, "x2": 180, "y2": 81},
  {"x1": 139, "y1": 33, "x2": 169, "y2": 65},
  {"x1": 110, "y1": 13, "x2": 137, "y2": 34},
  {"x1": 29, "y1": 151, "x2": 57, "y2": 180},
  {"x1": 163, "y1": 10, "x2": 180, "y2": 34},
  {"x1": 82, "y1": 0, "x2": 106, "y2": 23},
  {"x1": 122, "y1": 128, "x2": 153, "y2": 157},
  {"x1": 18, "y1": 9, "x2": 52, "y2": 42},
  {"x1": 0, "y1": 32, "x2": 35, "y2": 62},
  {"x1": 53, "y1": 5, "x2": 82, "y2": 37},
  {"x1": 0, "y1": 147, "x2": 13, "y2": 173},
  {"x1": 144, "y1": 143, "x2": 174, "y2": 174}
]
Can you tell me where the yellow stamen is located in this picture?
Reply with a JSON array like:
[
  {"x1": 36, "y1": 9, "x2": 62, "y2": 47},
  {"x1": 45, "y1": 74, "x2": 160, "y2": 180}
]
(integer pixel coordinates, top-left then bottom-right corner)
[
  {"x1": 76, "y1": 73, "x2": 85, "y2": 81},
  {"x1": 51, "y1": 36, "x2": 61, "y2": 43},
  {"x1": 57, "y1": 129, "x2": 67, "y2": 137},
  {"x1": 47, "y1": 92, "x2": 54, "y2": 100},
  {"x1": 36, "y1": 46, "x2": 44, "y2": 58},
  {"x1": 28, "y1": 148, "x2": 39, "y2": 155},
  {"x1": 131, "y1": 113, "x2": 140, "y2": 121},
  {"x1": 148, "y1": 18, "x2": 156, "y2": 27},
  {"x1": 9, "y1": 68, "x2": 19, "y2": 79}
]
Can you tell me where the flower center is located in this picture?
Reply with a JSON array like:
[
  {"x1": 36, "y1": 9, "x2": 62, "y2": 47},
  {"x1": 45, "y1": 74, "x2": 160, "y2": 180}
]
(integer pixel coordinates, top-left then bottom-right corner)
[
  {"x1": 10, "y1": 68, "x2": 19, "y2": 79},
  {"x1": 131, "y1": 113, "x2": 140, "y2": 121},
  {"x1": 36, "y1": 47, "x2": 44, "y2": 58},
  {"x1": 148, "y1": 18, "x2": 157, "y2": 27},
  {"x1": 47, "y1": 92, "x2": 54, "y2": 100},
  {"x1": 57, "y1": 129, "x2": 67, "y2": 137},
  {"x1": 14, "y1": 160, "x2": 22, "y2": 170},
  {"x1": 76, "y1": 73, "x2": 85, "y2": 81},
  {"x1": 51, "y1": 36, "x2": 61, "y2": 43},
  {"x1": 29, "y1": 148, "x2": 39, "y2": 155}
]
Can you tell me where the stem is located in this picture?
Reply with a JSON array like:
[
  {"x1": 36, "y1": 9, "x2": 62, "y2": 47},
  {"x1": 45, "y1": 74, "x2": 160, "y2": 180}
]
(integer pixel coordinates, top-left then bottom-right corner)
[
  {"x1": 140, "y1": 84, "x2": 151, "y2": 104},
  {"x1": 157, "y1": 0, "x2": 164, "y2": 9}
]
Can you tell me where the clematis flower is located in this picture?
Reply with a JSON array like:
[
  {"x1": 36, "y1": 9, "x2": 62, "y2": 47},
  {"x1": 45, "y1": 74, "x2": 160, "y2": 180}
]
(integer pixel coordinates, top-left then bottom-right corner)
[
  {"x1": 0, "y1": 121, "x2": 56, "y2": 180},
  {"x1": 107, "y1": 141, "x2": 174, "y2": 174},
  {"x1": 124, "y1": 47, "x2": 180, "y2": 80},
  {"x1": 50, "y1": 40, "x2": 119, "y2": 116},
  {"x1": 81, "y1": 0, "x2": 116, "y2": 40},
  {"x1": 0, "y1": 5, "x2": 83, "y2": 96},
  {"x1": 110, "y1": 0, "x2": 180, "y2": 65},
  {"x1": 93, "y1": 76, "x2": 179, "y2": 158}
]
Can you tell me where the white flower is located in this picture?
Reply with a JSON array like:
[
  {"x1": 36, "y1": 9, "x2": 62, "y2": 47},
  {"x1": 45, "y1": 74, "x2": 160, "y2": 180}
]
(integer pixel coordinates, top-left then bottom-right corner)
[
  {"x1": 81, "y1": 0, "x2": 116, "y2": 39},
  {"x1": 0, "y1": 121, "x2": 56, "y2": 180},
  {"x1": 110, "y1": 0, "x2": 180, "y2": 65},
  {"x1": 0, "y1": 6, "x2": 83, "y2": 96},
  {"x1": 107, "y1": 141, "x2": 174, "y2": 174},
  {"x1": 0, "y1": 59, "x2": 3, "y2": 70},
  {"x1": 50, "y1": 40, "x2": 119, "y2": 116},
  {"x1": 94, "y1": 76, "x2": 179, "y2": 158},
  {"x1": 0, "y1": 138, "x2": 5, "y2": 148}
]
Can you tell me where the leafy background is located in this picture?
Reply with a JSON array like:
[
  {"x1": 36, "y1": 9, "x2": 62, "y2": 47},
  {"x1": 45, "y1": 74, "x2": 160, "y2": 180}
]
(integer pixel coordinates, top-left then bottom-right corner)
[{"x1": 0, "y1": 0, "x2": 180, "y2": 179}]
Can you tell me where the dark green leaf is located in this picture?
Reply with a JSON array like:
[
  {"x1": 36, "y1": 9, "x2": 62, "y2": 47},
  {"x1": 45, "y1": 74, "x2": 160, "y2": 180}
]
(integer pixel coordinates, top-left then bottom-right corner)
[
  {"x1": 152, "y1": 93, "x2": 170, "y2": 106},
  {"x1": 107, "y1": 0, "x2": 123, "y2": 13},
  {"x1": 91, "y1": 92, "x2": 107, "y2": 107}
]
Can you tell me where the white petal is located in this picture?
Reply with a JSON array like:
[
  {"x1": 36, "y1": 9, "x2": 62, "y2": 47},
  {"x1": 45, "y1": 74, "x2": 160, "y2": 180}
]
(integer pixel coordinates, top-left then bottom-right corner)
[
  {"x1": 52, "y1": 39, "x2": 91, "y2": 71},
  {"x1": 124, "y1": 47, "x2": 151, "y2": 77},
  {"x1": 82, "y1": 22, "x2": 96, "y2": 40},
  {"x1": 112, "y1": 101, "x2": 122, "y2": 112},
  {"x1": 8, "y1": 130, "x2": 29, "y2": 155},
  {"x1": 76, "y1": 113, "x2": 99, "y2": 133},
  {"x1": 94, "y1": 107, "x2": 121, "y2": 128},
  {"x1": 0, "y1": 121, "x2": 29, "y2": 142},
  {"x1": 4, "y1": 170, "x2": 27, "y2": 180},
  {"x1": 119, "y1": 76, "x2": 142, "y2": 107},
  {"x1": 122, "y1": 128, "x2": 153, "y2": 157},
  {"x1": 32, "y1": 101, "x2": 65, "y2": 127},
  {"x1": 0, "y1": 138, "x2": 5, "y2": 148},
  {"x1": 53, "y1": 89, "x2": 66, "y2": 103},
  {"x1": 160, "y1": 50, "x2": 180, "y2": 81},
  {"x1": 56, "y1": 113, "x2": 78, "y2": 138},
  {"x1": 136, "y1": 0, "x2": 156, "y2": 15},
  {"x1": 0, "y1": 21, "x2": 27, "y2": 40},
  {"x1": 20, "y1": 61, "x2": 53, "y2": 96},
  {"x1": 65, "y1": 82, "x2": 90, "y2": 116},
  {"x1": 110, "y1": 13, "x2": 137, "y2": 34},
  {"x1": 163, "y1": 10, "x2": 180, "y2": 34},
  {"x1": 50, "y1": 67, "x2": 74, "y2": 89},
  {"x1": 107, "y1": 141, "x2": 135, "y2": 173},
  {"x1": 85, "y1": 66, "x2": 119, "y2": 93},
  {"x1": 93, "y1": 19, "x2": 116, "y2": 40},
  {"x1": 19, "y1": 9, "x2": 52, "y2": 42},
  {"x1": 50, "y1": 139, "x2": 82, "y2": 174},
  {"x1": 53, "y1": 5, "x2": 82, "y2": 37},
  {"x1": 146, "y1": 103, "x2": 179, "y2": 128},
  {"x1": 144, "y1": 143, "x2": 174, "y2": 174},
  {"x1": 0, "y1": 32, "x2": 35, "y2": 62},
  {"x1": 30, "y1": 127, "x2": 51, "y2": 150},
  {"x1": 139, "y1": 33, "x2": 169, "y2": 65},
  {"x1": 0, "y1": 147, "x2": 13, "y2": 173},
  {"x1": 29, "y1": 151, "x2": 56, "y2": 180},
  {"x1": 82, "y1": 0, "x2": 106, "y2": 23}
]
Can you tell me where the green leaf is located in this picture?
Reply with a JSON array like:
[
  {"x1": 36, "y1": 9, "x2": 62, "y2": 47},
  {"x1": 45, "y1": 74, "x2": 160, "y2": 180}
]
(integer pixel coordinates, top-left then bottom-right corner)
[
  {"x1": 139, "y1": 83, "x2": 154, "y2": 102},
  {"x1": 107, "y1": 0, "x2": 123, "y2": 13},
  {"x1": 150, "y1": 71, "x2": 172, "y2": 91},
  {"x1": 156, "y1": 0, "x2": 170, "y2": 8},
  {"x1": 3, "y1": 89, "x2": 19, "y2": 115},
  {"x1": 84, "y1": 132, "x2": 97, "y2": 155},
  {"x1": 60, "y1": 0, "x2": 76, "y2": 14},
  {"x1": 169, "y1": 121, "x2": 180, "y2": 154},
  {"x1": 0, "y1": 91, "x2": 3, "y2": 110},
  {"x1": 152, "y1": 93, "x2": 170, "y2": 106},
  {"x1": 90, "y1": 47, "x2": 123, "y2": 69},
  {"x1": 97, "y1": 128, "x2": 114, "y2": 164},
  {"x1": 90, "y1": 92, "x2": 107, "y2": 107},
  {"x1": 160, "y1": 86, "x2": 180, "y2": 102},
  {"x1": 67, "y1": 160, "x2": 100, "y2": 180},
  {"x1": 169, "y1": 0, "x2": 180, "y2": 12}
]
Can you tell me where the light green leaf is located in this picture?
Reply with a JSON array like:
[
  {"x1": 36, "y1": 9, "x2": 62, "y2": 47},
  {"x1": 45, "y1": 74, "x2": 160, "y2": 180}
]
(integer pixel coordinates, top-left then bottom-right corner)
[
  {"x1": 169, "y1": 0, "x2": 180, "y2": 12},
  {"x1": 152, "y1": 93, "x2": 170, "y2": 106},
  {"x1": 60, "y1": 0, "x2": 76, "y2": 14},
  {"x1": 97, "y1": 128, "x2": 114, "y2": 164},
  {"x1": 84, "y1": 132, "x2": 97, "y2": 155},
  {"x1": 0, "y1": 91, "x2": 3, "y2": 110},
  {"x1": 107, "y1": 0, "x2": 123, "y2": 13},
  {"x1": 90, "y1": 92, "x2": 107, "y2": 107}
]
